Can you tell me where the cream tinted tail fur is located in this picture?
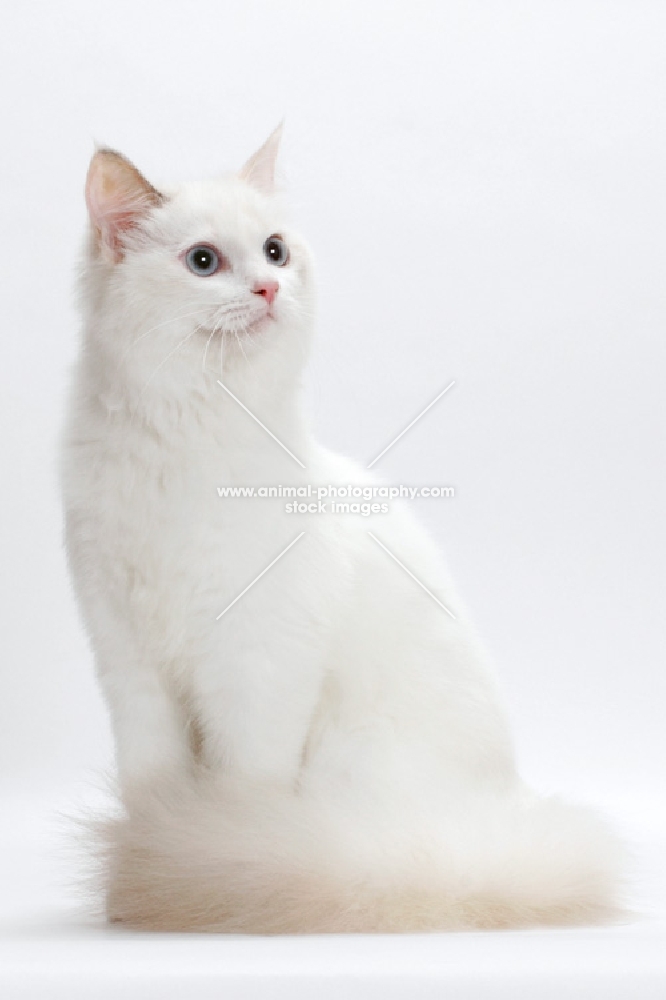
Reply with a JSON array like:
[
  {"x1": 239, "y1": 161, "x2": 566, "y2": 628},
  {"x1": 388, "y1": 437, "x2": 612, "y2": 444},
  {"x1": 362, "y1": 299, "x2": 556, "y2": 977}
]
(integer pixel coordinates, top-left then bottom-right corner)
[{"x1": 101, "y1": 776, "x2": 624, "y2": 933}]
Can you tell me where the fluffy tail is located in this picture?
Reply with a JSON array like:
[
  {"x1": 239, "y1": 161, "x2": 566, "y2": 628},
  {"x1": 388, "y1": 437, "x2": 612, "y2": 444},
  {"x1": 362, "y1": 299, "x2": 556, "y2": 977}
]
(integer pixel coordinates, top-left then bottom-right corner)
[{"x1": 98, "y1": 775, "x2": 626, "y2": 933}]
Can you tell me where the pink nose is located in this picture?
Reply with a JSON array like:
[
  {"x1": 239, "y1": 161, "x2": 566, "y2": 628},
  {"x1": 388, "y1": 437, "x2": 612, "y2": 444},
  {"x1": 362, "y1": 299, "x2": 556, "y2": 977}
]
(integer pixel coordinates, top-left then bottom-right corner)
[{"x1": 252, "y1": 280, "x2": 279, "y2": 306}]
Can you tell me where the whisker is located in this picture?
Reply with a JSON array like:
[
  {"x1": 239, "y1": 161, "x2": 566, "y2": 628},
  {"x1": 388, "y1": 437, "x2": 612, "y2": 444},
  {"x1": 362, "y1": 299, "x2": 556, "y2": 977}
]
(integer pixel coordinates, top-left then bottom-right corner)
[
  {"x1": 219, "y1": 330, "x2": 225, "y2": 375},
  {"x1": 233, "y1": 328, "x2": 249, "y2": 363},
  {"x1": 201, "y1": 302, "x2": 252, "y2": 373},
  {"x1": 201, "y1": 321, "x2": 219, "y2": 373}
]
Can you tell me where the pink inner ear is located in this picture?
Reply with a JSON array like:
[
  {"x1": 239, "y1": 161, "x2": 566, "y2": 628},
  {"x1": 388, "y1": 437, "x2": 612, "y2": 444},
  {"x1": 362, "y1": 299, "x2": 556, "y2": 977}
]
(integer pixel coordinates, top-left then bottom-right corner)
[{"x1": 85, "y1": 150, "x2": 162, "y2": 258}]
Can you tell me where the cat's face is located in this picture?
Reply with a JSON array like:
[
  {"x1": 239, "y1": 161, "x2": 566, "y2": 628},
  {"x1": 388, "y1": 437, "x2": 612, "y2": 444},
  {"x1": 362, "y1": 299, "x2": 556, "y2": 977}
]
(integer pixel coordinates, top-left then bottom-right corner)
[{"x1": 82, "y1": 127, "x2": 314, "y2": 400}]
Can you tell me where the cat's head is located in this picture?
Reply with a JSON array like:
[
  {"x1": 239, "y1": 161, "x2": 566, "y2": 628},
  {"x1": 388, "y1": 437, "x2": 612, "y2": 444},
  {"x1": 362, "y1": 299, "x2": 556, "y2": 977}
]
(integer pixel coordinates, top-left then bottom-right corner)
[{"x1": 81, "y1": 126, "x2": 314, "y2": 404}]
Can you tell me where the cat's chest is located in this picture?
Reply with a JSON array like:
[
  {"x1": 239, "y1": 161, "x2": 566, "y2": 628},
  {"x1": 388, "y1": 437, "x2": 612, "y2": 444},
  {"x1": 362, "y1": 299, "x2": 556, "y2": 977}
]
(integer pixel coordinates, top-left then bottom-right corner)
[
  {"x1": 73, "y1": 430, "x2": 306, "y2": 615},
  {"x1": 96, "y1": 440, "x2": 289, "y2": 553}
]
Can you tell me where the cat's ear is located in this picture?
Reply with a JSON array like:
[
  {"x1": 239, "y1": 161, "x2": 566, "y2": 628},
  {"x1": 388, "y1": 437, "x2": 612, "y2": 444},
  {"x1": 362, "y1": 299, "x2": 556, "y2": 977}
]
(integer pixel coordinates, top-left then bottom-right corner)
[
  {"x1": 85, "y1": 148, "x2": 163, "y2": 262},
  {"x1": 239, "y1": 123, "x2": 283, "y2": 194}
]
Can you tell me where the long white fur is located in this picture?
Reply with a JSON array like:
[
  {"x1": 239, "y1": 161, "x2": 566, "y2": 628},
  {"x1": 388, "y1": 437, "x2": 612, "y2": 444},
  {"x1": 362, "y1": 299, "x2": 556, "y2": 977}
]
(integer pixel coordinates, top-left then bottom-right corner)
[{"x1": 62, "y1": 129, "x2": 624, "y2": 932}]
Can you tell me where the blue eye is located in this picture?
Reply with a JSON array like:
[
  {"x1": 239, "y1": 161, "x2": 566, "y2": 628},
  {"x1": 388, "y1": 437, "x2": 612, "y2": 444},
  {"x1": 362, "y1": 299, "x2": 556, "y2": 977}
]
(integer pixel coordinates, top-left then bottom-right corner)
[
  {"x1": 185, "y1": 245, "x2": 220, "y2": 276},
  {"x1": 263, "y1": 235, "x2": 289, "y2": 266}
]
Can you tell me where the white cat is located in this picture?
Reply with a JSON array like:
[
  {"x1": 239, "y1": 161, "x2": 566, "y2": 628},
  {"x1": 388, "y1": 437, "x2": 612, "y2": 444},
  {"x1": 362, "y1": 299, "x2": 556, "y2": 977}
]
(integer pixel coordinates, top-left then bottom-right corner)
[{"x1": 61, "y1": 126, "x2": 623, "y2": 932}]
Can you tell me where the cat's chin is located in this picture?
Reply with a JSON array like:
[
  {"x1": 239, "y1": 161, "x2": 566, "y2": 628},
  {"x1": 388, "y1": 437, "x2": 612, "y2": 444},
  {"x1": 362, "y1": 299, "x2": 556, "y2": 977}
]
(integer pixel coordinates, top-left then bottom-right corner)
[
  {"x1": 226, "y1": 313, "x2": 274, "y2": 337},
  {"x1": 197, "y1": 314, "x2": 272, "y2": 346},
  {"x1": 242, "y1": 313, "x2": 274, "y2": 336}
]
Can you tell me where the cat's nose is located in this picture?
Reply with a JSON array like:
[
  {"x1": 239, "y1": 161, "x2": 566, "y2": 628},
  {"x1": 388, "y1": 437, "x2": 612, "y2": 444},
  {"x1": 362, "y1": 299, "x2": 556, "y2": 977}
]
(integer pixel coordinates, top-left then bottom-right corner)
[{"x1": 252, "y1": 280, "x2": 279, "y2": 306}]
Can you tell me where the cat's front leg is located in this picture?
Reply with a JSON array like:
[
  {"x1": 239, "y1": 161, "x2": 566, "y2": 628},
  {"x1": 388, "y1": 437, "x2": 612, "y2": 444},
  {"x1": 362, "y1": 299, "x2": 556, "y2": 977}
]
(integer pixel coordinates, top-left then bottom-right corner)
[
  {"x1": 192, "y1": 638, "x2": 326, "y2": 786},
  {"x1": 97, "y1": 656, "x2": 194, "y2": 796}
]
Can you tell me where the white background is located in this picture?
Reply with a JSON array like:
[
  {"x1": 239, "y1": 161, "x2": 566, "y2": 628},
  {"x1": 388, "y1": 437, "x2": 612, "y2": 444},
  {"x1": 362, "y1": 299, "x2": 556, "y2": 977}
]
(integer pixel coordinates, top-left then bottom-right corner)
[{"x1": 1, "y1": 1, "x2": 665, "y2": 996}]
